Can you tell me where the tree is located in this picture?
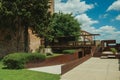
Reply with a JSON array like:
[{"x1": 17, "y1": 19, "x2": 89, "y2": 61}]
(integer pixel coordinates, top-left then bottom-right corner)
[
  {"x1": 0, "y1": 0, "x2": 50, "y2": 52},
  {"x1": 51, "y1": 12, "x2": 81, "y2": 41}
]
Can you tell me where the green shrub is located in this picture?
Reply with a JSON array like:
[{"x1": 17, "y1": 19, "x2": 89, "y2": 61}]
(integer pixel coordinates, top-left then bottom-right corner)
[
  {"x1": 2, "y1": 53, "x2": 46, "y2": 69},
  {"x1": 3, "y1": 53, "x2": 27, "y2": 69},
  {"x1": 0, "y1": 57, "x2": 3, "y2": 61},
  {"x1": 26, "y1": 53, "x2": 46, "y2": 62},
  {"x1": 110, "y1": 48, "x2": 117, "y2": 54},
  {"x1": 63, "y1": 49, "x2": 76, "y2": 54}
]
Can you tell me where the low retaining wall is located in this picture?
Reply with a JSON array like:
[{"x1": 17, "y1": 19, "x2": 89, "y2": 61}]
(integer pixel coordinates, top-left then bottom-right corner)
[
  {"x1": 25, "y1": 51, "x2": 92, "y2": 75},
  {"x1": 25, "y1": 52, "x2": 79, "y2": 68},
  {"x1": 116, "y1": 54, "x2": 120, "y2": 58},
  {"x1": 61, "y1": 54, "x2": 91, "y2": 75}
]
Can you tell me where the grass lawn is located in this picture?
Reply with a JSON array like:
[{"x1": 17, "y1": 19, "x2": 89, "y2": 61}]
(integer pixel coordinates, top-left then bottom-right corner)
[
  {"x1": 46, "y1": 53, "x2": 63, "y2": 58},
  {"x1": 0, "y1": 61, "x2": 60, "y2": 80}
]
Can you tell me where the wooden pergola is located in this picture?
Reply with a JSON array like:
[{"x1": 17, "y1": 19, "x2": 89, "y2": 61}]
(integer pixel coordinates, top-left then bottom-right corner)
[{"x1": 80, "y1": 33, "x2": 100, "y2": 45}]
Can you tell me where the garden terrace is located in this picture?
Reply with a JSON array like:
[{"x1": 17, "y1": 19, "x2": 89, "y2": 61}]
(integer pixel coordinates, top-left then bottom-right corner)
[
  {"x1": 50, "y1": 33, "x2": 100, "y2": 54},
  {"x1": 25, "y1": 50, "x2": 92, "y2": 74},
  {"x1": 51, "y1": 41, "x2": 96, "y2": 56}
]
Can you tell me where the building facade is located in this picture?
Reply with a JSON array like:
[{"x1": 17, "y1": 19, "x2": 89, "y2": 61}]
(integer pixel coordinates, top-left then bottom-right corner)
[{"x1": 29, "y1": 0, "x2": 54, "y2": 52}]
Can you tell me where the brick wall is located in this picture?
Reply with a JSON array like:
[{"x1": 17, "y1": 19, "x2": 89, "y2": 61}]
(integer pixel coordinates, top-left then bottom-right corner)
[
  {"x1": 25, "y1": 52, "x2": 79, "y2": 68},
  {"x1": 25, "y1": 52, "x2": 92, "y2": 75},
  {"x1": 61, "y1": 54, "x2": 91, "y2": 74}
]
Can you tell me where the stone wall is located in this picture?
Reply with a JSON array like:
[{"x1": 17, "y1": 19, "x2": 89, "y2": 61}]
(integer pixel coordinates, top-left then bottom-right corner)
[
  {"x1": 0, "y1": 0, "x2": 54, "y2": 57},
  {"x1": 0, "y1": 28, "x2": 42, "y2": 57},
  {"x1": 28, "y1": 28, "x2": 41, "y2": 53},
  {"x1": 48, "y1": 0, "x2": 54, "y2": 14},
  {"x1": 0, "y1": 28, "x2": 24, "y2": 57}
]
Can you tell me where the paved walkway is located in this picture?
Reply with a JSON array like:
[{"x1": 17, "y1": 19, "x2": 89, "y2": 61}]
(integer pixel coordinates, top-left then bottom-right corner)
[
  {"x1": 61, "y1": 58, "x2": 120, "y2": 80},
  {"x1": 28, "y1": 65, "x2": 62, "y2": 74}
]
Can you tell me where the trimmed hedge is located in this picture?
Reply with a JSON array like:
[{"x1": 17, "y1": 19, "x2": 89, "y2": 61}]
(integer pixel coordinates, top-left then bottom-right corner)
[
  {"x1": 2, "y1": 53, "x2": 46, "y2": 69},
  {"x1": 63, "y1": 49, "x2": 76, "y2": 54},
  {"x1": 27, "y1": 53, "x2": 46, "y2": 62}
]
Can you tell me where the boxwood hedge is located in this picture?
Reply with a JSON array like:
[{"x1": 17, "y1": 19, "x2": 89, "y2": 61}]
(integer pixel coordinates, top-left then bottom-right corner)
[
  {"x1": 63, "y1": 49, "x2": 76, "y2": 54},
  {"x1": 2, "y1": 53, "x2": 46, "y2": 69}
]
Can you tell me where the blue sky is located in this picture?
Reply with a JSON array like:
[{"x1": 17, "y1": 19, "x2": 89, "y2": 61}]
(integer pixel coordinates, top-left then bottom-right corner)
[{"x1": 54, "y1": 0, "x2": 120, "y2": 43}]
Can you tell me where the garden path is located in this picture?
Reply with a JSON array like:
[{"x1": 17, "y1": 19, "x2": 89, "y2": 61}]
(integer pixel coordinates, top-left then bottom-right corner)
[{"x1": 61, "y1": 57, "x2": 120, "y2": 80}]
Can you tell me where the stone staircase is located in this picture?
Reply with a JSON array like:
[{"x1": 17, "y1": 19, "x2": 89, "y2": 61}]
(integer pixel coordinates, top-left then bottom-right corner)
[{"x1": 93, "y1": 46, "x2": 102, "y2": 57}]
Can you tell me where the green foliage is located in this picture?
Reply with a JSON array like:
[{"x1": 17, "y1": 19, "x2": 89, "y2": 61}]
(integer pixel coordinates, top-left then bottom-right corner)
[
  {"x1": 63, "y1": 49, "x2": 76, "y2": 54},
  {"x1": 51, "y1": 12, "x2": 81, "y2": 40},
  {"x1": 0, "y1": 0, "x2": 50, "y2": 29},
  {"x1": 0, "y1": 62, "x2": 60, "y2": 80},
  {"x1": 110, "y1": 48, "x2": 117, "y2": 54},
  {"x1": 2, "y1": 53, "x2": 46, "y2": 69},
  {"x1": 0, "y1": 0, "x2": 51, "y2": 52},
  {"x1": 27, "y1": 53, "x2": 46, "y2": 62},
  {"x1": 3, "y1": 53, "x2": 27, "y2": 69}
]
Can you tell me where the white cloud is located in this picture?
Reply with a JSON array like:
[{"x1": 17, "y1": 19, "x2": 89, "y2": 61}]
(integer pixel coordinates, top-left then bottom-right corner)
[
  {"x1": 75, "y1": 14, "x2": 120, "y2": 42},
  {"x1": 98, "y1": 26, "x2": 120, "y2": 42},
  {"x1": 116, "y1": 15, "x2": 120, "y2": 20},
  {"x1": 99, "y1": 25, "x2": 116, "y2": 33},
  {"x1": 107, "y1": 0, "x2": 120, "y2": 11},
  {"x1": 54, "y1": 0, "x2": 120, "y2": 43},
  {"x1": 75, "y1": 14, "x2": 98, "y2": 31},
  {"x1": 85, "y1": 25, "x2": 120, "y2": 43},
  {"x1": 75, "y1": 14, "x2": 120, "y2": 43},
  {"x1": 55, "y1": 0, "x2": 94, "y2": 15}
]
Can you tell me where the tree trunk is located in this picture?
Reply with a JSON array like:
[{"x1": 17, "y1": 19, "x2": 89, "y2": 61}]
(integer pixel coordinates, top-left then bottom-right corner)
[
  {"x1": 24, "y1": 26, "x2": 28, "y2": 52},
  {"x1": 16, "y1": 16, "x2": 21, "y2": 52},
  {"x1": 16, "y1": 26, "x2": 20, "y2": 52}
]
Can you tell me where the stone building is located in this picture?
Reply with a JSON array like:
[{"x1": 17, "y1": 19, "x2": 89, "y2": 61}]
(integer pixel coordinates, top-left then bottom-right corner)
[
  {"x1": 0, "y1": 0, "x2": 54, "y2": 57},
  {"x1": 48, "y1": 0, "x2": 54, "y2": 14}
]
